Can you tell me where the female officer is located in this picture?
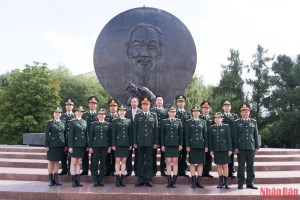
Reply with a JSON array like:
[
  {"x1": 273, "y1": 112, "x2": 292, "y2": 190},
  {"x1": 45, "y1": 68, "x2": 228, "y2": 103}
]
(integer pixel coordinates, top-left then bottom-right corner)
[
  {"x1": 160, "y1": 106, "x2": 183, "y2": 188},
  {"x1": 185, "y1": 106, "x2": 208, "y2": 188},
  {"x1": 68, "y1": 106, "x2": 87, "y2": 187},
  {"x1": 112, "y1": 105, "x2": 132, "y2": 187},
  {"x1": 209, "y1": 112, "x2": 232, "y2": 189},
  {"x1": 88, "y1": 108, "x2": 111, "y2": 187},
  {"x1": 45, "y1": 107, "x2": 66, "y2": 186}
]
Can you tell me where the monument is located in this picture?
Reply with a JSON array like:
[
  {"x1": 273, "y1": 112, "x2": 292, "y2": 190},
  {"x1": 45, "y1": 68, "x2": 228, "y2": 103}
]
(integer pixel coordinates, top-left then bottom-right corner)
[{"x1": 94, "y1": 7, "x2": 197, "y2": 105}]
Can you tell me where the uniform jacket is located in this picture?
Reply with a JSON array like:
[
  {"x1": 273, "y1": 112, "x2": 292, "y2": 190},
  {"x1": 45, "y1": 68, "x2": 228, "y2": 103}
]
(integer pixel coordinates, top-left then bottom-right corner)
[
  {"x1": 160, "y1": 118, "x2": 183, "y2": 147},
  {"x1": 88, "y1": 121, "x2": 111, "y2": 148},
  {"x1": 185, "y1": 119, "x2": 208, "y2": 148},
  {"x1": 68, "y1": 118, "x2": 88, "y2": 148},
  {"x1": 208, "y1": 124, "x2": 232, "y2": 152},
  {"x1": 45, "y1": 120, "x2": 66, "y2": 147},
  {"x1": 112, "y1": 117, "x2": 132, "y2": 146}
]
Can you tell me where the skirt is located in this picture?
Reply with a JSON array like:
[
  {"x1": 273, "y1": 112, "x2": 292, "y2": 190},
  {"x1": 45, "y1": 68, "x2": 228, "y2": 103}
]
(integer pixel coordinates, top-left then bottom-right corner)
[
  {"x1": 188, "y1": 148, "x2": 205, "y2": 164},
  {"x1": 214, "y1": 151, "x2": 231, "y2": 165},
  {"x1": 114, "y1": 146, "x2": 129, "y2": 158},
  {"x1": 165, "y1": 146, "x2": 179, "y2": 157},
  {"x1": 70, "y1": 147, "x2": 86, "y2": 158},
  {"x1": 47, "y1": 147, "x2": 64, "y2": 161}
]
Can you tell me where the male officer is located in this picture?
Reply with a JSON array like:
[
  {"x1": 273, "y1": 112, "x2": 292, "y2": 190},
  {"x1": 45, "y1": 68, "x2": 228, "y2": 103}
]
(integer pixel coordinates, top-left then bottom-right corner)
[
  {"x1": 221, "y1": 99, "x2": 238, "y2": 178},
  {"x1": 150, "y1": 95, "x2": 168, "y2": 176},
  {"x1": 81, "y1": 96, "x2": 99, "y2": 175},
  {"x1": 125, "y1": 97, "x2": 142, "y2": 176},
  {"x1": 59, "y1": 99, "x2": 75, "y2": 175},
  {"x1": 175, "y1": 95, "x2": 191, "y2": 177},
  {"x1": 233, "y1": 104, "x2": 259, "y2": 189},
  {"x1": 133, "y1": 97, "x2": 159, "y2": 187},
  {"x1": 200, "y1": 101, "x2": 214, "y2": 177},
  {"x1": 105, "y1": 99, "x2": 119, "y2": 176}
]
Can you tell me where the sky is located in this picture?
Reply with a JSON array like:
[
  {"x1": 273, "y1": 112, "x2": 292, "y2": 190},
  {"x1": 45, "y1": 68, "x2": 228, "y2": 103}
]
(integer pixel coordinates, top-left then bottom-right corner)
[{"x1": 0, "y1": 0, "x2": 299, "y2": 85}]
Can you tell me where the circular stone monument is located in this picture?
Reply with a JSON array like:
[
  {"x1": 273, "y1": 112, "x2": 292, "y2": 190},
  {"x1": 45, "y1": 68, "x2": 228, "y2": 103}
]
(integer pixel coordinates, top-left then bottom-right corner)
[{"x1": 94, "y1": 7, "x2": 197, "y2": 105}]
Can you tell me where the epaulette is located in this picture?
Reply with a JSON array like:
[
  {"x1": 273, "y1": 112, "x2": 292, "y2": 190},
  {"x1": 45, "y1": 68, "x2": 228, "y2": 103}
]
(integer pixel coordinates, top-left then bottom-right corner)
[
  {"x1": 186, "y1": 119, "x2": 192, "y2": 122},
  {"x1": 250, "y1": 118, "x2": 256, "y2": 122},
  {"x1": 235, "y1": 118, "x2": 242, "y2": 122},
  {"x1": 47, "y1": 119, "x2": 54, "y2": 122},
  {"x1": 70, "y1": 118, "x2": 76, "y2": 121},
  {"x1": 91, "y1": 121, "x2": 97, "y2": 124}
]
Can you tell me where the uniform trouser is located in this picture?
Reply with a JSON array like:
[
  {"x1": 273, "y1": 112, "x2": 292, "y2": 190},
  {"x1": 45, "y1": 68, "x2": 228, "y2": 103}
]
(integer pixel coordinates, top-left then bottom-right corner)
[
  {"x1": 237, "y1": 149, "x2": 256, "y2": 186},
  {"x1": 137, "y1": 146, "x2": 153, "y2": 183},
  {"x1": 203, "y1": 151, "x2": 212, "y2": 174},
  {"x1": 152, "y1": 149, "x2": 158, "y2": 175},
  {"x1": 178, "y1": 147, "x2": 187, "y2": 174},
  {"x1": 81, "y1": 151, "x2": 89, "y2": 172},
  {"x1": 61, "y1": 150, "x2": 71, "y2": 171},
  {"x1": 126, "y1": 148, "x2": 137, "y2": 175},
  {"x1": 106, "y1": 151, "x2": 115, "y2": 175},
  {"x1": 91, "y1": 147, "x2": 108, "y2": 183},
  {"x1": 228, "y1": 152, "x2": 236, "y2": 174}
]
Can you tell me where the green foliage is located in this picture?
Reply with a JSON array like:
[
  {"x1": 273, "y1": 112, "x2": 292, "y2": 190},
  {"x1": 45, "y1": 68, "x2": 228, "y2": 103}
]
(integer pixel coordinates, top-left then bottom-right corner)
[{"x1": 0, "y1": 63, "x2": 61, "y2": 144}]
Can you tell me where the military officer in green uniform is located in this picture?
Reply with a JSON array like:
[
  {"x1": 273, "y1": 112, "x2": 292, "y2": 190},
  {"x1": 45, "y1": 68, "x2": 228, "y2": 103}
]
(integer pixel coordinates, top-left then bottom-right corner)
[
  {"x1": 175, "y1": 95, "x2": 191, "y2": 177},
  {"x1": 59, "y1": 99, "x2": 75, "y2": 175},
  {"x1": 150, "y1": 95, "x2": 168, "y2": 176},
  {"x1": 88, "y1": 108, "x2": 111, "y2": 187},
  {"x1": 81, "y1": 96, "x2": 99, "y2": 175},
  {"x1": 233, "y1": 104, "x2": 259, "y2": 190},
  {"x1": 45, "y1": 107, "x2": 65, "y2": 186},
  {"x1": 209, "y1": 112, "x2": 232, "y2": 189},
  {"x1": 185, "y1": 106, "x2": 208, "y2": 188},
  {"x1": 112, "y1": 105, "x2": 132, "y2": 187},
  {"x1": 161, "y1": 106, "x2": 183, "y2": 188},
  {"x1": 200, "y1": 101, "x2": 214, "y2": 177},
  {"x1": 221, "y1": 99, "x2": 238, "y2": 177},
  {"x1": 133, "y1": 97, "x2": 159, "y2": 187},
  {"x1": 105, "y1": 99, "x2": 119, "y2": 176},
  {"x1": 68, "y1": 106, "x2": 88, "y2": 187}
]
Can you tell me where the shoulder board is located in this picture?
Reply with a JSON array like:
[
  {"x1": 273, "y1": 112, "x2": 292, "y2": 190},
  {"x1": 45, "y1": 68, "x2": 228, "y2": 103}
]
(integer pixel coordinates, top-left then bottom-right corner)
[
  {"x1": 47, "y1": 119, "x2": 54, "y2": 122},
  {"x1": 235, "y1": 118, "x2": 242, "y2": 122},
  {"x1": 250, "y1": 118, "x2": 256, "y2": 122},
  {"x1": 186, "y1": 119, "x2": 192, "y2": 122},
  {"x1": 91, "y1": 121, "x2": 97, "y2": 124},
  {"x1": 162, "y1": 119, "x2": 169, "y2": 121},
  {"x1": 70, "y1": 118, "x2": 76, "y2": 121},
  {"x1": 223, "y1": 124, "x2": 229, "y2": 126},
  {"x1": 112, "y1": 118, "x2": 119, "y2": 121}
]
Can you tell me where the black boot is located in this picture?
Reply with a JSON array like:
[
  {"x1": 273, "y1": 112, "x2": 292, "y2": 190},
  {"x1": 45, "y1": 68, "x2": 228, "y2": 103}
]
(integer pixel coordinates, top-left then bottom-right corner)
[
  {"x1": 167, "y1": 175, "x2": 172, "y2": 188},
  {"x1": 217, "y1": 176, "x2": 224, "y2": 188},
  {"x1": 191, "y1": 176, "x2": 196, "y2": 188},
  {"x1": 116, "y1": 175, "x2": 120, "y2": 187},
  {"x1": 48, "y1": 174, "x2": 54, "y2": 186},
  {"x1": 196, "y1": 176, "x2": 204, "y2": 188},
  {"x1": 76, "y1": 174, "x2": 83, "y2": 187},
  {"x1": 224, "y1": 176, "x2": 230, "y2": 189},
  {"x1": 120, "y1": 175, "x2": 126, "y2": 187},
  {"x1": 71, "y1": 175, "x2": 77, "y2": 187},
  {"x1": 53, "y1": 173, "x2": 62, "y2": 186},
  {"x1": 172, "y1": 175, "x2": 177, "y2": 188}
]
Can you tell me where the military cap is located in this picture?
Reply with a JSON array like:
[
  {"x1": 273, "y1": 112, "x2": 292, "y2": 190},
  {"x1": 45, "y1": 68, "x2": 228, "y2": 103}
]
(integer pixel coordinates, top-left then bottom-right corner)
[
  {"x1": 53, "y1": 107, "x2": 63, "y2": 113},
  {"x1": 168, "y1": 106, "x2": 177, "y2": 112},
  {"x1": 191, "y1": 106, "x2": 201, "y2": 112},
  {"x1": 88, "y1": 96, "x2": 98, "y2": 104},
  {"x1": 108, "y1": 98, "x2": 118, "y2": 106},
  {"x1": 74, "y1": 106, "x2": 85, "y2": 112},
  {"x1": 98, "y1": 108, "x2": 106, "y2": 114},
  {"x1": 65, "y1": 99, "x2": 74, "y2": 105},
  {"x1": 221, "y1": 99, "x2": 231, "y2": 106},
  {"x1": 118, "y1": 104, "x2": 127, "y2": 110},
  {"x1": 200, "y1": 101, "x2": 211, "y2": 108},
  {"x1": 141, "y1": 97, "x2": 151, "y2": 104},
  {"x1": 239, "y1": 103, "x2": 251, "y2": 111},
  {"x1": 214, "y1": 112, "x2": 223, "y2": 118},
  {"x1": 176, "y1": 95, "x2": 186, "y2": 102}
]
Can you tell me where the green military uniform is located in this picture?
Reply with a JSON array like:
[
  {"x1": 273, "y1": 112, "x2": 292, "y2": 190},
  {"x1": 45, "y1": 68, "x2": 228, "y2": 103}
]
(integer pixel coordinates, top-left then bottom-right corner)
[
  {"x1": 45, "y1": 119, "x2": 66, "y2": 161},
  {"x1": 185, "y1": 118, "x2": 208, "y2": 164},
  {"x1": 112, "y1": 117, "x2": 132, "y2": 157},
  {"x1": 233, "y1": 104, "x2": 259, "y2": 189},
  {"x1": 88, "y1": 110, "x2": 111, "y2": 186},
  {"x1": 150, "y1": 106, "x2": 168, "y2": 176},
  {"x1": 160, "y1": 117, "x2": 183, "y2": 157},
  {"x1": 133, "y1": 98, "x2": 159, "y2": 186},
  {"x1": 208, "y1": 123, "x2": 232, "y2": 164},
  {"x1": 68, "y1": 117, "x2": 88, "y2": 158}
]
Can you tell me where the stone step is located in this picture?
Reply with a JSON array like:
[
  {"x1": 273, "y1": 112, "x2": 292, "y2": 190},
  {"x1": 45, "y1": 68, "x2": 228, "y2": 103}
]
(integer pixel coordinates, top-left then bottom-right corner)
[
  {"x1": 1, "y1": 158, "x2": 300, "y2": 171},
  {"x1": 0, "y1": 180, "x2": 299, "y2": 200},
  {"x1": 0, "y1": 167, "x2": 300, "y2": 184}
]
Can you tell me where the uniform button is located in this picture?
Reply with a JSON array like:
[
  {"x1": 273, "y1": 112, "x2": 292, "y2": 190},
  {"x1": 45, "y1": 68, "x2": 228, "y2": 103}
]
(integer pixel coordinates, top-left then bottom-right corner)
[
  {"x1": 196, "y1": 138, "x2": 198, "y2": 139},
  {"x1": 247, "y1": 138, "x2": 248, "y2": 139},
  {"x1": 196, "y1": 134, "x2": 198, "y2": 135}
]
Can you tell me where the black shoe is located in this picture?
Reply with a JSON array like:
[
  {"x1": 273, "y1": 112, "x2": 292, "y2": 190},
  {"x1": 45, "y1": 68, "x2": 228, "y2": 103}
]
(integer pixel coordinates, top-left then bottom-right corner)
[
  {"x1": 71, "y1": 175, "x2": 77, "y2": 187},
  {"x1": 228, "y1": 173, "x2": 237, "y2": 178},
  {"x1": 202, "y1": 173, "x2": 213, "y2": 178},
  {"x1": 80, "y1": 171, "x2": 88, "y2": 176},
  {"x1": 238, "y1": 185, "x2": 243, "y2": 189},
  {"x1": 135, "y1": 182, "x2": 144, "y2": 187},
  {"x1": 191, "y1": 176, "x2": 196, "y2": 188},
  {"x1": 75, "y1": 174, "x2": 83, "y2": 187},
  {"x1": 48, "y1": 174, "x2": 55, "y2": 186},
  {"x1": 93, "y1": 183, "x2": 98, "y2": 187},
  {"x1": 145, "y1": 182, "x2": 153, "y2": 187},
  {"x1": 167, "y1": 175, "x2": 172, "y2": 188},
  {"x1": 98, "y1": 180, "x2": 104, "y2": 187},
  {"x1": 172, "y1": 175, "x2": 177, "y2": 188},
  {"x1": 58, "y1": 170, "x2": 68, "y2": 175},
  {"x1": 247, "y1": 184, "x2": 258, "y2": 189},
  {"x1": 125, "y1": 172, "x2": 132, "y2": 177}
]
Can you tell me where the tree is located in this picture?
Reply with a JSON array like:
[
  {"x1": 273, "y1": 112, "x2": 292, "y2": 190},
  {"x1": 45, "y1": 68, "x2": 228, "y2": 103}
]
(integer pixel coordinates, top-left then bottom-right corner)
[
  {"x1": 0, "y1": 62, "x2": 61, "y2": 144},
  {"x1": 212, "y1": 49, "x2": 245, "y2": 112}
]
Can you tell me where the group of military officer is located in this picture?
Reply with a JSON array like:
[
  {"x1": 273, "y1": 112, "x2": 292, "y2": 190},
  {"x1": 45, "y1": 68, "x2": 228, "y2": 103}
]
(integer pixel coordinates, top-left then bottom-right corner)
[{"x1": 45, "y1": 94, "x2": 259, "y2": 190}]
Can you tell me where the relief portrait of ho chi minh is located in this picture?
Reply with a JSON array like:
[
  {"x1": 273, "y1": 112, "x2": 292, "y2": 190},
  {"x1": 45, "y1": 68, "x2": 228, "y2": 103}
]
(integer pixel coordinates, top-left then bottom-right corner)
[{"x1": 94, "y1": 7, "x2": 197, "y2": 106}]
